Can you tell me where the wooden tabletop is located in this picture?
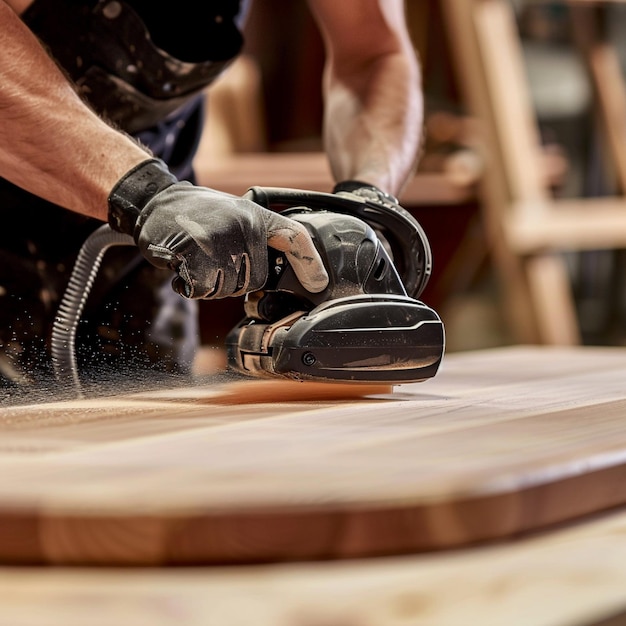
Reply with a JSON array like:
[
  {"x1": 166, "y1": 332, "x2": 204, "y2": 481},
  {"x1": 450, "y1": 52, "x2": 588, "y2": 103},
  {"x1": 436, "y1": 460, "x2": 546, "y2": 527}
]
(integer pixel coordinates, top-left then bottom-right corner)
[{"x1": 1, "y1": 345, "x2": 626, "y2": 566}]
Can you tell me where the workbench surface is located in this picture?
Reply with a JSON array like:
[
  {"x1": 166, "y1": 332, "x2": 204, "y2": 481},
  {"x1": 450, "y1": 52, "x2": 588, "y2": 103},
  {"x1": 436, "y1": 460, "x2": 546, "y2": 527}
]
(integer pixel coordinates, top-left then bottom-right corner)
[
  {"x1": 1, "y1": 345, "x2": 625, "y2": 567},
  {"x1": 2, "y1": 345, "x2": 626, "y2": 624}
]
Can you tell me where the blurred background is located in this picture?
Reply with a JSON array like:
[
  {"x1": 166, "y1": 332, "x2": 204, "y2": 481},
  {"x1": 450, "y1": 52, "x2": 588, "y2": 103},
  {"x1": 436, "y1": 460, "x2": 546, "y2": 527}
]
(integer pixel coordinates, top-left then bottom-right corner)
[{"x1": 192, "y1": 0, "x2": 626, "y2": 355}]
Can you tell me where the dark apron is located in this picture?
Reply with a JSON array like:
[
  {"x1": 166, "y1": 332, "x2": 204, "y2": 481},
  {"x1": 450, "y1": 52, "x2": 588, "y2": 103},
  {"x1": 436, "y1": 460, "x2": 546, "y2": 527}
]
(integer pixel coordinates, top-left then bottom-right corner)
[{"x1": 0, "y1": 0, "x2": 248, "y2": 400}]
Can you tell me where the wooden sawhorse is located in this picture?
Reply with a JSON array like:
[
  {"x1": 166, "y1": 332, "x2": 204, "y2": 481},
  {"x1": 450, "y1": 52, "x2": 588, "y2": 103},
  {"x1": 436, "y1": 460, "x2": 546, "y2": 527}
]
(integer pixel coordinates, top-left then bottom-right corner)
[{"x1": 442, "y1": 0, "x2": 626, "y2": 344}]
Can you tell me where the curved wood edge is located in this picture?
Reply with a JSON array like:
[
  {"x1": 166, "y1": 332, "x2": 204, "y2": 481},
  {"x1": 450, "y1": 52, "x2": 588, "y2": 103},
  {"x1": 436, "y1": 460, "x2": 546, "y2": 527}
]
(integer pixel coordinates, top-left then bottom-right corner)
[{"x1": 0, "y1": 459, "x2": 624, "y2": 565}]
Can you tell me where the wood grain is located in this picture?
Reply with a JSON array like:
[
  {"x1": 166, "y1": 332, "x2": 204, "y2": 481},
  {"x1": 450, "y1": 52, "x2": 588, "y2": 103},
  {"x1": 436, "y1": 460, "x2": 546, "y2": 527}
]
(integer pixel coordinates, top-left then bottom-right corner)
[{"x1": 0, "y1": 346, "x2": 626, "y2": 564}]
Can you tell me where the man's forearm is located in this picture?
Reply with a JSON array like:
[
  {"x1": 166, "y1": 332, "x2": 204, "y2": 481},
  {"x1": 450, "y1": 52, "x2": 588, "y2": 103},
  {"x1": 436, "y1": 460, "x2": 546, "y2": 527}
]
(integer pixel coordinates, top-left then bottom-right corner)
[
  {"x1": 322, "y1": 48, "x2": 423, "y2": 197},
  {"x1": 0, "y1": 0, "x2": 150, "y2": 220},
  {"x1": 308, "y1": 0, "x2": 423, "y2": 198}
]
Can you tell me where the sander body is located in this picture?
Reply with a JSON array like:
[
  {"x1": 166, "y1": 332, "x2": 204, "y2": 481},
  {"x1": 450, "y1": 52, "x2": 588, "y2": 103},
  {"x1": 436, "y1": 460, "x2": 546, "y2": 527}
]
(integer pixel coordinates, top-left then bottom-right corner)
[{"x1": 225, "y1": 187, "x2": 444, "y2": 384}]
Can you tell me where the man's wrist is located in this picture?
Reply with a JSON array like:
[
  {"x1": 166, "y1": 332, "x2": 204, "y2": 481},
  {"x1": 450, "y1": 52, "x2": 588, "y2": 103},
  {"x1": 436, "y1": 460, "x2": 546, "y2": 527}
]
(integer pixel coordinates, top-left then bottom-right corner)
[{"x1": 107, "y1": 158, "x2": 178, "y2": 236}]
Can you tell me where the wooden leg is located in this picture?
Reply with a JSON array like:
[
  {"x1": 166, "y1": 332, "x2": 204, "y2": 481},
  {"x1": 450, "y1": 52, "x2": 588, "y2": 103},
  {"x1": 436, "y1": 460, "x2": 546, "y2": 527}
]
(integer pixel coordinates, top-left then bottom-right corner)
[
  {"x1": 570, "y1": 3, "x2": 626, "y2": 193},
  {"x1": 489, "y1": 230, "x2": 541, "y2": 344},
  {"x1": 525, "y1": 254, "x2": 581, "y2": 345}
]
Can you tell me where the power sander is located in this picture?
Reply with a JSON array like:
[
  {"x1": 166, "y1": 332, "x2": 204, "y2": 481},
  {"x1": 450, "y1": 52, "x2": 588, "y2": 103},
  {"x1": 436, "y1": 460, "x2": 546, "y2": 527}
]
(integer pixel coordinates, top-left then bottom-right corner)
[
  {"x1": 52, "y1": 186, "x2": 444, "y2": 393},
  {"x1": 225, "y1": 186, "x2": 444, "y2": 384}
]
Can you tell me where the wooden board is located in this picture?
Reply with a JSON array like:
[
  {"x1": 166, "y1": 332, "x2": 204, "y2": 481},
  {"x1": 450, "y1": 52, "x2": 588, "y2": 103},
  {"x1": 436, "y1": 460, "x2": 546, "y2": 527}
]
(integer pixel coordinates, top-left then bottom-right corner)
[
  {"x1": 195, "y1": 152, "x2": 477, "y2": 206},
  {"x1": 2, "y1": 504, "x2": 626, "y2": 625},
  {"x1": 1, "y1": 346, "x2": 626, "y2": 564}
]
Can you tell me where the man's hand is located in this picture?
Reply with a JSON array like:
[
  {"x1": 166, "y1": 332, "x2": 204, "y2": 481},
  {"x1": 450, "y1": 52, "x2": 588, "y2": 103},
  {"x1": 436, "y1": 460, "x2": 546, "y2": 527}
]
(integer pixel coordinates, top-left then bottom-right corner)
[{"x1": 108, "y1": 159, "x2": 329, "y2": 299}]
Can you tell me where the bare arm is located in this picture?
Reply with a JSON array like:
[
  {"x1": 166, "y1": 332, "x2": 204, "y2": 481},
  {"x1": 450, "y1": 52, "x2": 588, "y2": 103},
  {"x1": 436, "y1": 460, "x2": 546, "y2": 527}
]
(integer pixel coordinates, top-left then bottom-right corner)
[
  {"x1": 0, "y1": 0, "x2": 150, "y2": 220},
  {"x1": 307, "y1": 0, "x2": 423, "y2": 197},
  {"x1": 0, "y1": 1, "x2": 329, "y2": 297}
]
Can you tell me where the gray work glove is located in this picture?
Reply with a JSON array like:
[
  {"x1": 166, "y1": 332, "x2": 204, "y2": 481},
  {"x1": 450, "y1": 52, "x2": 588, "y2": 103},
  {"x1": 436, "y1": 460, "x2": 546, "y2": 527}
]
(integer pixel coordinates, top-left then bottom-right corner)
[
  {"x1": 108, "y1": 159, "x2": 329, "y2": 299},
  {"x1": 333, "y1": 179, "x2": 400, "y2": 208}
]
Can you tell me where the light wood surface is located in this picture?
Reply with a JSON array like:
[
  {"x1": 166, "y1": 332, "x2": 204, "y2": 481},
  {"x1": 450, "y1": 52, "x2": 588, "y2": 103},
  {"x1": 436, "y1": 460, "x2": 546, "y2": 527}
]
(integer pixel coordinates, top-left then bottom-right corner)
[
  {"x1": 2, "y1": 505, "x2": 626, "y2": 625},
  {"x1": 1, "y1": 346, "x2": 626, "y2": 565}
]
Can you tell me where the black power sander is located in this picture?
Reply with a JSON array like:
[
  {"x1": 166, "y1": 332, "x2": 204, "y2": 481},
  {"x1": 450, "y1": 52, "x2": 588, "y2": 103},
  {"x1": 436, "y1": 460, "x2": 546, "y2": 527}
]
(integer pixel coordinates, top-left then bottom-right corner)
[{"x1": 225, "y1": 186, "x2": 444, "y2": 384}]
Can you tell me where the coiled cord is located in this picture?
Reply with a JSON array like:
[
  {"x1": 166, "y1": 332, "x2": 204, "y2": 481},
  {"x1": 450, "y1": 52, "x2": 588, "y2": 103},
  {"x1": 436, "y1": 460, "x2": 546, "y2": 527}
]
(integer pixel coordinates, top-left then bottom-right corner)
[{"x1": 51, "y1": 224, "x2": 134, "y2": 397}]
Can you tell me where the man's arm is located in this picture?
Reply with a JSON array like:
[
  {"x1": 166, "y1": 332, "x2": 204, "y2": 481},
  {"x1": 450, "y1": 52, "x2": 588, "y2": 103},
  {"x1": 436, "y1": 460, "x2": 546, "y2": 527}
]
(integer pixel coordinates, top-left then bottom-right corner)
[
  {"x1": 0, "y1": 0, "x2": 149, "y2": 220},
  {"x1": 307, "y1": 0, "x2": 423, "y2": 197},
  {"x1": 0, "y1": 0, "x2": 328, "y2": 297}
]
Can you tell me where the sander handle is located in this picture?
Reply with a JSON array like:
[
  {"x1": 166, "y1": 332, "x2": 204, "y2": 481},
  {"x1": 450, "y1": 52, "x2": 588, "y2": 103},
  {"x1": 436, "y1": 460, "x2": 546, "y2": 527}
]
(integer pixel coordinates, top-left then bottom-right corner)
[{"x1": 244, "y1": 186, "x2": 432, "y2": 299}]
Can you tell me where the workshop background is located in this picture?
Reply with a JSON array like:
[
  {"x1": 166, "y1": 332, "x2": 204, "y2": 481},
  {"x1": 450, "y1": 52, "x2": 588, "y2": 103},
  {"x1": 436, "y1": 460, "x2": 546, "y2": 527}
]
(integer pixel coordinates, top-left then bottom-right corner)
[{"x1": 193, "y1": 0, "x2": 626, "y2": 354}]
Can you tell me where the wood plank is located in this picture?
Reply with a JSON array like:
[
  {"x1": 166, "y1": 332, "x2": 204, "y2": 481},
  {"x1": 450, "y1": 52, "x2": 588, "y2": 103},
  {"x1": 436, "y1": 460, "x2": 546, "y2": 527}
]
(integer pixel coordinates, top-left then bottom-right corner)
[
  {"x1": 1, "y1": 347, "x2": 626, "y2": 564},
  {"x1": 195, "y1": 152, "x2": 476, "y2": 205},
  {"x1": 3, "y1": 505, "x2": 626, "y2": 625},
  {"x1": 507, "y1": 197, "x2": 626, "y2": 252}
]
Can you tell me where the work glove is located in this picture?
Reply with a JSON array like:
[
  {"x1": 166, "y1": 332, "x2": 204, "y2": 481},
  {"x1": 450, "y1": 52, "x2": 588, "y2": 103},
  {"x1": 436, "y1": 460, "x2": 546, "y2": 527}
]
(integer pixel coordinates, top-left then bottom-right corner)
[
  {"x1": 332, "y1": 179, "x2": 400, "y2": 209},
  {"x1": 332, "y1": 179, "x2": 400, "y2": 256},
  {"x1": 108, "y1": 159, "x2": 329, "y2": 299}
]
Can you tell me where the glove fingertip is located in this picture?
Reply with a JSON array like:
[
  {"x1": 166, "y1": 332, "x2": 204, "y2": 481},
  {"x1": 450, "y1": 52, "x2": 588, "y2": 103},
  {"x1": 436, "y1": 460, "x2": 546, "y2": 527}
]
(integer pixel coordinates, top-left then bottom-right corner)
[
  {"x1": 305, "y1": 269, "x2": 330, "y2": 294},
  {"x1": 288, "y1": 256, "x2": 329, "y2": 294}
]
